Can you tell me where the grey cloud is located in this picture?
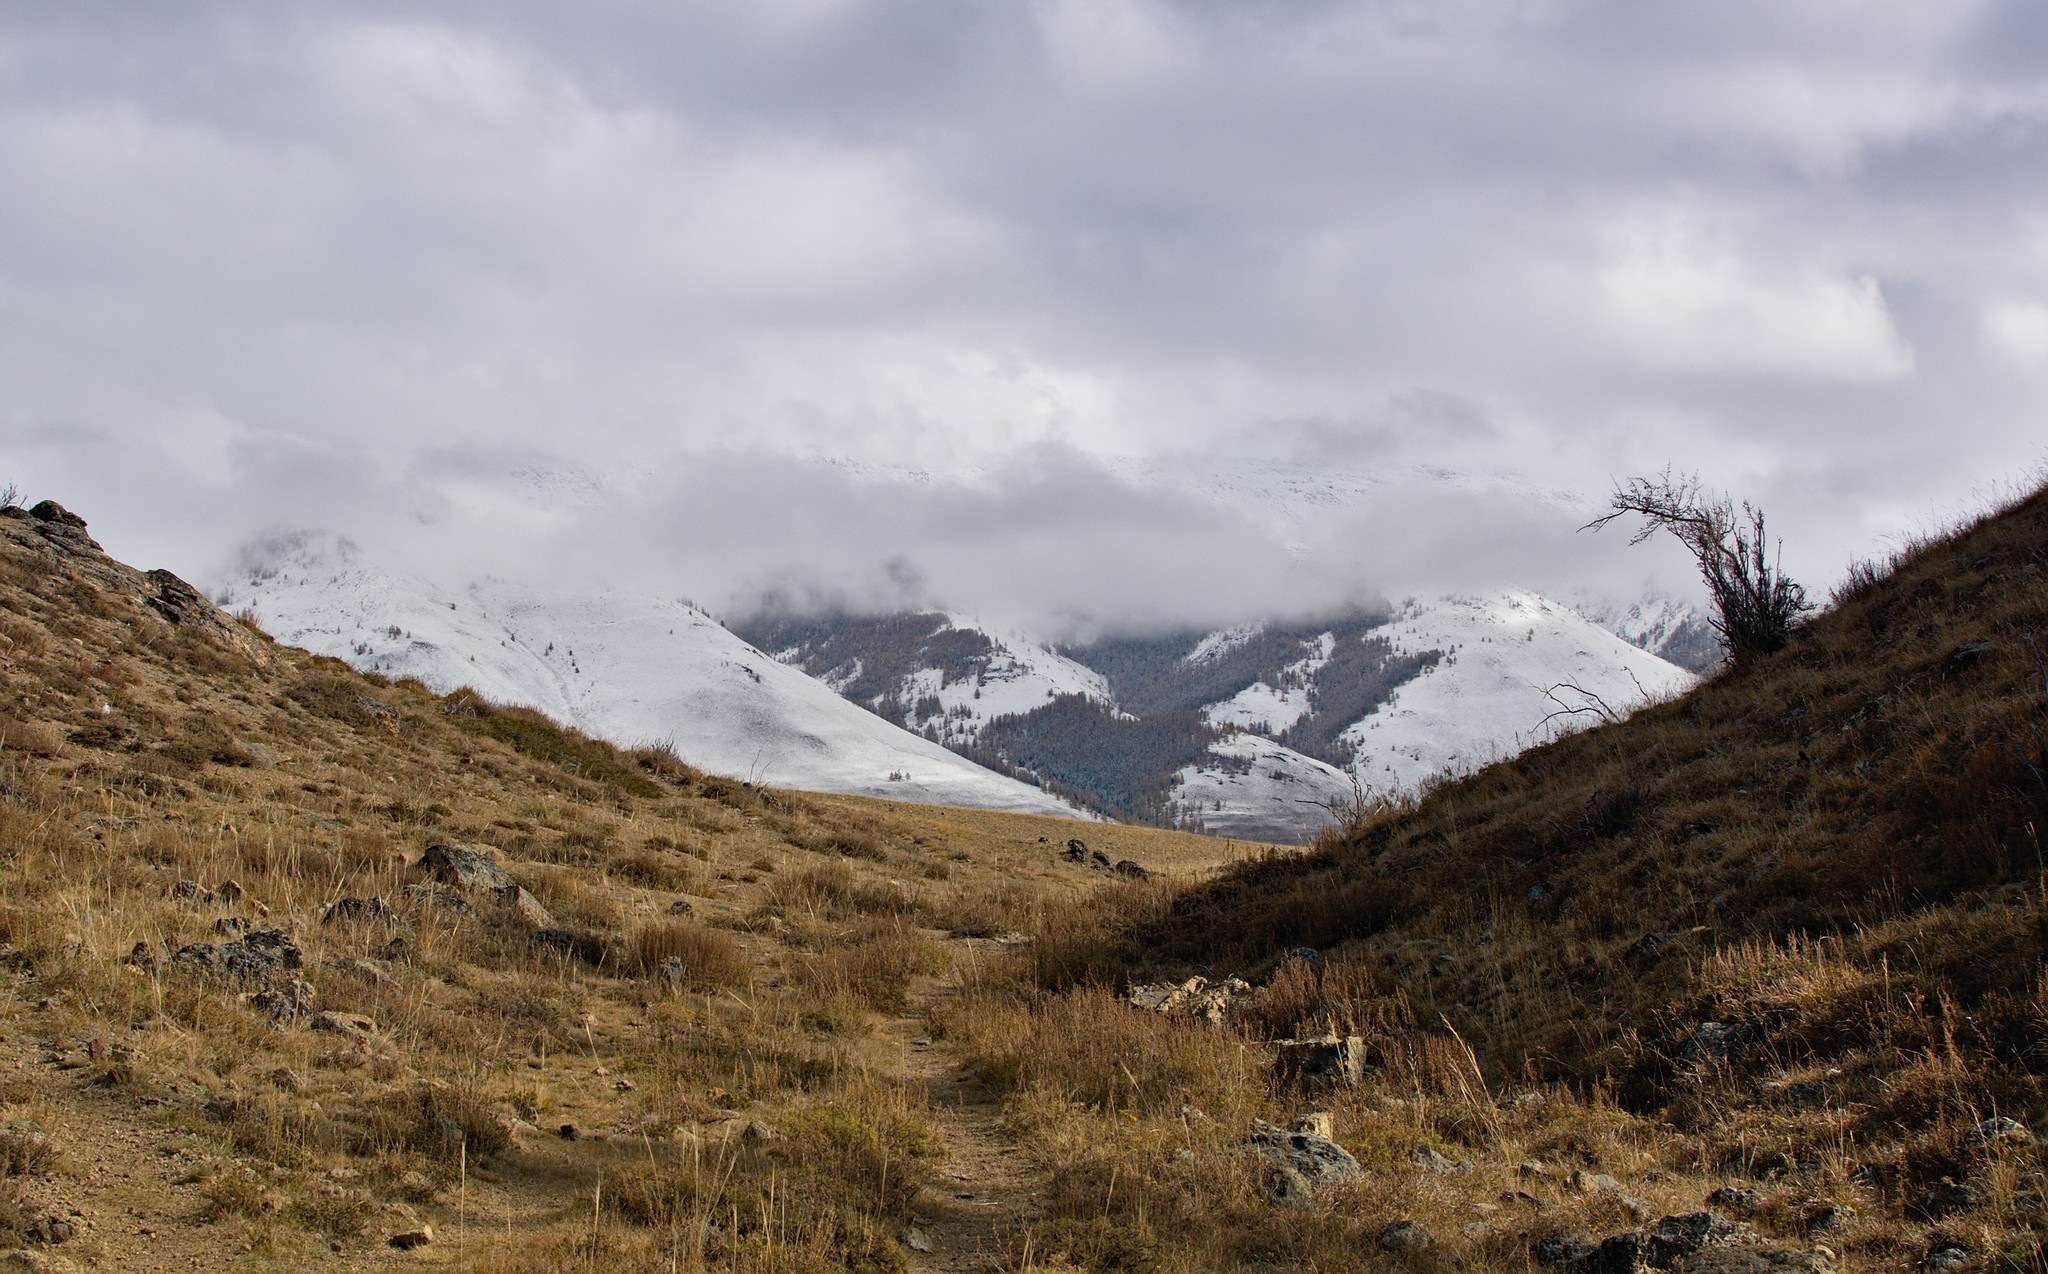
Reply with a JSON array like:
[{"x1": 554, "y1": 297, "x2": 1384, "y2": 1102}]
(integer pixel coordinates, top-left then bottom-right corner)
[{"x1": 2, "y1": 1, "x2": 2046, "y2": 628}]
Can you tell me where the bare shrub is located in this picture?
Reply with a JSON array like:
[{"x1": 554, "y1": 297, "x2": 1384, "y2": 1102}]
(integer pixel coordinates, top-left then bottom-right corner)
[{"x1": 1587, "y1": 469, "x2": 1809, "y2": 660}]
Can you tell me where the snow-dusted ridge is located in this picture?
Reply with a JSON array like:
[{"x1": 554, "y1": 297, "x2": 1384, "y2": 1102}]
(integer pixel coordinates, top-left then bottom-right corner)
[{"x1": 230, "y1": 533, "x2": 1086, "y2": 818}]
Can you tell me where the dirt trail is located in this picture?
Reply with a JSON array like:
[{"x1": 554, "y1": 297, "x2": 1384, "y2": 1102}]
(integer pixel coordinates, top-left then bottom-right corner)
[{"x1": 881, "y1": 991, "x2": 1049, "y2": 1273}]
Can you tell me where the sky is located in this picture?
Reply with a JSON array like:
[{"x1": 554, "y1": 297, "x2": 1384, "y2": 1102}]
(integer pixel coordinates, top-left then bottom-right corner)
[{"x1": 3, "y1": 1, "x2": 2046, "y2": 632}]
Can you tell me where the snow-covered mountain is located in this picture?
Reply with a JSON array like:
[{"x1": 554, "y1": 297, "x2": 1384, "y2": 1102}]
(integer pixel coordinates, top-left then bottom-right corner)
[
  {"x1": 740, "y1": 593, "x2": 1692, "y2": 841},
  {"x1": 227, "y1": 533, "x2": 1083, "y2": 818}
]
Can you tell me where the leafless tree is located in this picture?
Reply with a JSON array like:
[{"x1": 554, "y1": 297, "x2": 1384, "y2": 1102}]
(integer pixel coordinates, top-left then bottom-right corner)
[{"x1": 1584, "y1": 470, "x2": 1808, "y2": 662}]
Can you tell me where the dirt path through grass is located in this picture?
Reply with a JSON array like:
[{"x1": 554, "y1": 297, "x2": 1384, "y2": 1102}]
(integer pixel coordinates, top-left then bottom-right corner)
[{"x1": 882, "y1": 979, "x2": 1047, "y2": 1274}]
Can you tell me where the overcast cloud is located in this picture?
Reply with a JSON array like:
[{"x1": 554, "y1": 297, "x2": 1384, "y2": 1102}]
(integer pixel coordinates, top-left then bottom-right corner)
[{"x1": 3, "y1": 2, "x2": 2045, "y2": 631}]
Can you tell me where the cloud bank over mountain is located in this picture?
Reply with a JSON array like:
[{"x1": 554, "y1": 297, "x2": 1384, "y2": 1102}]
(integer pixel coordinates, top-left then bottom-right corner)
[{"x1": 4, "y1": 2, "x2": 2045, "y2": 622}]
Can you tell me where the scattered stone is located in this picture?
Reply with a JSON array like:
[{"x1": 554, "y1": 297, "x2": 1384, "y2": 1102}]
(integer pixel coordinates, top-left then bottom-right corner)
[
  {"x1": 172, "y1": 928, "x2": 302, "y2": 980},
  {"x1": 1063, "y1": 839, "x2": 1089, "y2": 864},
  {"x1": 122, "y1": 941, "x2": 157, "y2": 971},
  {"x1": 900, "y1": 1227, "x2": 933, "y2": 1253},
  {"x1": 22, "y1": 1214, "x2": 75, "y2": 1246},
  {"x1": 311, "y1": 1011, "x2": 377, "y2": 1042},
  {"x1": 1412, "y1": 1145, "x2": 1474, "y2": 1175},
  {"x1": 1089, "y1": 850, "x2": 1112, "y2": 870},
  {"x1": 1966, "y1": 1116, "x2": 2030, "y2": 1148},
  {"x1": 1519, "y1": 1160, "x2": 1551, "y2": 1179},
  {"x1": 2, "y1": 1248, "x2": 79, "y2": 1272},
  {"x1": 1273, "y1": 1034, "x2": 1369, "y2": 1091},
  {"x1": 416, "y1": 843, "x2": 516, "y2": 892},
  {"x1": 1501, "y1": 1190, "x2": 1541, "y2": 1208},
  {"x1": 1681, "y1": 1021, "x2": 1753, "y2": 1065},
  {"x1": 558, "y1": 1123, "x2": 580, "y2": 1141},
  {"x1": 1113, "y1": 859, "x2": 1152, "y2": 880},
  {"x1": 1378, "y1": 1221, "x2": 1432, "y2": 1253},
  {"x1": 666, "y1": 899, "x2": 693, "y2": 915},
  {"x1": 388, "y1": 1225, "x2": 434, "y2": 1251},
  {"x1": 170, "y1": 880, "x2": 210, "y2": 903},
  {"x1": 1247, "y1": 1119, "x2": 1363, "y2": 1201},
  {"x1": 614, "y1": 1078, "x2": 635, "y2": 1092},
  {"x1": 492, "y1": 884, "x2": 555, "y2": 929},
  {"x1": 1923, "y1": 1251, "x2": 1969, "y2": 1273},
  {"x1": 211, "y1": 916, "x2": 251, "y2": 936},
  {"x1": 1567, "y1": 1171, "x2": 1624, "y2": 1196},
  {"x1": 214, "y1": 879, "x2": 246, "y2": 906}
]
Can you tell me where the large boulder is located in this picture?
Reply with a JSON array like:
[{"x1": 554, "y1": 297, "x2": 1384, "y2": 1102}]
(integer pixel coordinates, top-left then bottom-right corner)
[
  {"x1": 416, "y1": 843, "x2": 516, "y2": 892},
  {"x1": 1247, "y1": 1117, "x2": 1362, "y2": 1204}
]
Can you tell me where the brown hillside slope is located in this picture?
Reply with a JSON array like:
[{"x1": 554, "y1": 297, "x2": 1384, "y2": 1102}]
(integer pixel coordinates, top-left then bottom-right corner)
[
  {"x1": 934, "y1": 484, "x2": 2048, "y2": 1272},
  {"x1": 0, "y1": 498, "x2": 1256, "y2": 1271}
]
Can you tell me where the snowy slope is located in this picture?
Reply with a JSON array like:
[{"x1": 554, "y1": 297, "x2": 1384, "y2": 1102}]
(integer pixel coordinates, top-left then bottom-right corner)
[
  {"x1": 1169, "y1": 732, "x2": 1357, "y2": 844},
  {"x1": 229, "y1": 533, "x2": 1083, "y2": 816},
  {"x1": 1340, "y1": 590, "x2": 1694, "y2": 793}
]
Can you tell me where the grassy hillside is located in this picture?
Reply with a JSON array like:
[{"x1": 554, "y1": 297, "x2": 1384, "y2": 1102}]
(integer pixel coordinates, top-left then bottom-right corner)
[
  {"x1": 936, "y1": 483, "x2": 2048, "y2": 1272},
  {"x1": 0, "y1": 499, "x2": 1255, "y2": 1271}
]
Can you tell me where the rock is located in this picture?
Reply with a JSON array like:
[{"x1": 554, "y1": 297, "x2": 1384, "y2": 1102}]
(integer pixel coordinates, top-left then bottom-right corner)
[
  {"x1": 557, "y1": 1123, "x2": 580, "y2": 1141},
  {"x1": 1680, "y1": 1021, "x2": 1753, "y2": 1065},
  {"x1": 666, "y1": 899, "x2": 693, "y2": 915},
  {"x1": 899, "y1": 1227, "x2": 933, "y2": 1254},
  {"x1": 1923, "y1": 1249, "x2": 1969, "y2": 1272},
  {"x1": 22, "y1": 1214, "x2": 76, "y2": 1246},
  {"x1": 492, "y1": 885, "x2": 555, "y2": 929},
  {"x1": 26, "y1": 501, "x2": 84, "y2": 530},
  {"x1": 1531, "y1": 1236, "x2": 1598, "y2": 1268},
  {"x1": 1272, "y1": 1034, "x2": 1368, "y2": 1092},
  {"x1": 416, "y1": 843, "x2": 516, "y2": 892},
  {"x1": 1128, "y1": 975, "x2": 1245, "y2": 1024},
  {"x1": 1378, "y1": 1221, "x2": 1433, "y2": 1253},
  {"x1": 214, "y1": 879, "x2": 245, "y2": 905},
  {"x1": 311, "y1": 1011, "x2": 377, "y2": 1042},
  {"x1": 2, "y1": 1248, "x2": 79, "y2": 1272},
  {"x1": 172, "y1": 928, "x2": 302, "y2": 980},
  {"x1": 1567, "y1": 1170, "x2": 1624, "y2": 1196},
  {"x1": 1412, "y1": 1145, "x2": 1474, "y2": 1175},
  {"x1": 1089, "y1": 850, "x2": 1112, "y2": 870},
  {"x1": 1645, "y1": 1212, "x2": 1743, "y2": 1264},
  {"x1": 1063, "y1": 839, "x2": 1089, "y2": 863},
  {"x1": 1912, "y1": 1181, "x2": 1982, "y2": 1220},
  {"x1": 1266, "y1": 1164, "x2": 1316, "y2": 1208},
  {"x1": 142, "y1": 569, "x2": 210, "y2": 626},
  {"x1": 170, "y1": 880, "x2": 211, "y2": 903},
  {"x1": 1284, "y1": 946, "x2": 1323, "y2": 968},
  {"x1": 123, "y1": 941, "x2": 157, "y2": 971},
  {"x1": 1113, "y1": 859, "x2": 1152, "y2": 880},
  {"x1": 1966, "y1": 1116, "x2": 2030, "y2": 1148},
  {"x1": 211, "y1": 916, "x2": 251, "y2": 936},
  {"x1": 1247, "y1": 1120, "x2": 1363, "y2": 1198},
  {"x1": 1289, "y1": 1112, "x2": 1333, "y2": 1139},
  {"x1": 388, "y1": 1225, "x2": 434, "y2": 1251}
]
